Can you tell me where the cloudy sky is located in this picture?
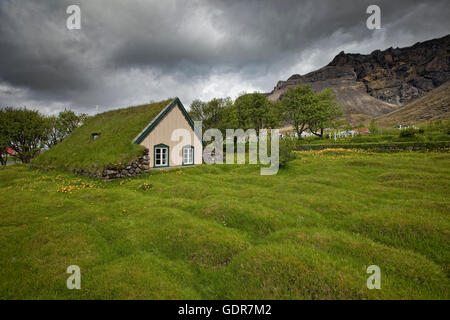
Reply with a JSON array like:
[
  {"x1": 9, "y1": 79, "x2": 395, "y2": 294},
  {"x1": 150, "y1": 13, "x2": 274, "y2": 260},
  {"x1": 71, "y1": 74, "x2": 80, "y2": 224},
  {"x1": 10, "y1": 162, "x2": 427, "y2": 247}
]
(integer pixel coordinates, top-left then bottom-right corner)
[{"x1": 0, "y1": 0, "x2": 449, "y2": 114}]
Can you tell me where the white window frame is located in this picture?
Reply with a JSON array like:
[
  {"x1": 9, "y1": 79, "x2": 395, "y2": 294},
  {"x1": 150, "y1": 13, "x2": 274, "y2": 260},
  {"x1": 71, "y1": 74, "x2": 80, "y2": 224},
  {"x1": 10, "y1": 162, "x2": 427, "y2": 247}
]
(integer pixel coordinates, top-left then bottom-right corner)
[
  {"x1": 154, "y1": 145, "x2": 168, "y2": 167},
  {"x1": 182, "y1": 145, "x2": 194, "y2": 165}
]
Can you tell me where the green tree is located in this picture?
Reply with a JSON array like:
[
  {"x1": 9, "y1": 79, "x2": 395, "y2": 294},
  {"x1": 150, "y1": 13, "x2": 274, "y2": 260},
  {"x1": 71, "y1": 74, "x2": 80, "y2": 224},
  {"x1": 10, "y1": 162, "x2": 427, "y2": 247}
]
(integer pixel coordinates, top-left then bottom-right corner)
[
  {"x1": 0, "y1": 107, "x2": 48, "y2": 163},
  {"x1": 0, "y1": 113, "x2": 8, "y2": 166},
  {"x1": 189, "y1": 97, "x2": 233, "y2": 133},
  {"x1": 281, "y1": 85, "x2": 316, "y2": 139},
  {"x1": 58, "y1": 109, "x2": 88, "y2": 136},
  {"x1": 234, "y1": 92, "x2": 277, "y2": 131},
  {"x1": 0, "y1": 148, "x2": 7, "y2": 166},
  {"x1": 281, "y1": 85, "x2": 342, "y2": 139},
  {"x1": 308, "y1": 89, "x2": 342, "y2": 137},
  {"x1": 45, "y1": 109, "x2": 88, "y2": 148},
  {"x1": 189, "y1": 99, "x2": 208, "y2": 124},
  {"x1": 0, "y1": 109, "x2": 7, "y2": 165},
  {"x1": 45, "y1": 115, "x2": 60, "y2": 148}
]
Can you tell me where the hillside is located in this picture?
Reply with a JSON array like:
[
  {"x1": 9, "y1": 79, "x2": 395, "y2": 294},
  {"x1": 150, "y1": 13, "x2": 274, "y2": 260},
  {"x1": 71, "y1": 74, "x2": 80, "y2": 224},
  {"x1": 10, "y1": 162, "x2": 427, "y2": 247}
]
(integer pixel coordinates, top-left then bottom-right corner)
[
  {"x1": 32, "y1": 99, "x2": 171, "y2": 172},
  {"x1": 375, "y1": 81, "x2": 450, "y2": 126},
  {"x1": 268, "y1": 65, "x2": 399, "y2": 122},
  {"x1": 268, "y1": 34, "x2": 450, "y2": 122}
]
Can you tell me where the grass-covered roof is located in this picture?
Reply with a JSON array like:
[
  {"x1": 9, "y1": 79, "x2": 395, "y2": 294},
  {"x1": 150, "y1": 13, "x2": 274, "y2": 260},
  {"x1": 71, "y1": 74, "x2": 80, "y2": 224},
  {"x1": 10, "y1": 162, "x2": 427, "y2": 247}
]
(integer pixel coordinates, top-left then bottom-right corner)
[{"x1": 33, "y1": 99, "x2": 172, "y2": 172}]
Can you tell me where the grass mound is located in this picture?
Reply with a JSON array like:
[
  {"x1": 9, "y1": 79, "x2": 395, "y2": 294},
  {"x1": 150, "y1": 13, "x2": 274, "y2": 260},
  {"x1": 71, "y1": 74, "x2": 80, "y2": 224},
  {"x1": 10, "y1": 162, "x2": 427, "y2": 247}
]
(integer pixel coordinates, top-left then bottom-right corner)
[
  {"x1": 32, "y1": 99, "x2": 172, "y2": 173},
  {"x1": 86, "y1": 252, "x2": 200, "y2": 299},
  {"x1": 130, "y1": 209, "x2": 251, "y2": 267}
]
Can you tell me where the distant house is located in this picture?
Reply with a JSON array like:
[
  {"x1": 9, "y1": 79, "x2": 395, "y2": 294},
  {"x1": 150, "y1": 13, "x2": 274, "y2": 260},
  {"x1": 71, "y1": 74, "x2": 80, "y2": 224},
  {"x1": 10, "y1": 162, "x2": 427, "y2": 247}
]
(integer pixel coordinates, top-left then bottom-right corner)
[
  {"x1": 133, "y1": 97, "x2": 203, "y2": 168},
  {"x1": 351, "y1": 128, "x2": 370, "y2": 135}
]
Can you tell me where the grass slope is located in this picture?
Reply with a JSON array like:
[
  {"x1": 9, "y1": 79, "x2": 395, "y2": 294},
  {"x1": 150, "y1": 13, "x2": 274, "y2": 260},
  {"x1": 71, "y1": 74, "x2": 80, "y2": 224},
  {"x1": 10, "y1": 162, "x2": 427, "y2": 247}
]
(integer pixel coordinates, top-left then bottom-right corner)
[
  {"x1": 1, "y1": 150, "x2": 449, "y2": 299},
  {"x1": 375, "y1": 81, "x2": 450, "y2": 126},
  {"x1": 32, "y1": 99, "x2": 172, "y2": 172}
]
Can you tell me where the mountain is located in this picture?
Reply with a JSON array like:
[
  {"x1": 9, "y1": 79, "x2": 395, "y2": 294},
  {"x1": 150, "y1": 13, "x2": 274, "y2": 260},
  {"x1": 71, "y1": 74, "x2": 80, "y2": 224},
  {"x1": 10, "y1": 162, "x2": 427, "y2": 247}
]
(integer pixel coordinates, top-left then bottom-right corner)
[
  {"x1": 375, "y1": 81, "x2": 450, "y2": 126},
  {"x1": 268, "y1": 34, "x2": 450, "y2": 123}
]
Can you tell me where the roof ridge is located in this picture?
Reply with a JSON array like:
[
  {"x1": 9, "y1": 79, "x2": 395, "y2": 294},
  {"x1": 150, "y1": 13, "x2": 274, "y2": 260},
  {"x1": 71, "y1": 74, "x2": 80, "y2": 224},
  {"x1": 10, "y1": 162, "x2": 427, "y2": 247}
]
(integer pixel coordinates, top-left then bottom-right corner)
[
  {"x1": 132, "y1": 97, "x2": 202, "y2": 145},
  {"x1": 132, "y1": 98, "x2": 177, "y2": 143}
]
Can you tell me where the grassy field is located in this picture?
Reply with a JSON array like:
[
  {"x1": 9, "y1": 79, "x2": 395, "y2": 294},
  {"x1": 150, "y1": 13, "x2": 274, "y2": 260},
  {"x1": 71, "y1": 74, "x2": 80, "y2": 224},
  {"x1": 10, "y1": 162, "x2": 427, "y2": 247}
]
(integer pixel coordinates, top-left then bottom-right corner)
[
  {"x1": 1, "y1": 149, "x2": 449, "y2": 299},
  {"x1": 294, "y1": 120, "x2": 450, "y2": 146},
  {"x1": 296, "y1": 131, "x2": 450, "y2": 146}
]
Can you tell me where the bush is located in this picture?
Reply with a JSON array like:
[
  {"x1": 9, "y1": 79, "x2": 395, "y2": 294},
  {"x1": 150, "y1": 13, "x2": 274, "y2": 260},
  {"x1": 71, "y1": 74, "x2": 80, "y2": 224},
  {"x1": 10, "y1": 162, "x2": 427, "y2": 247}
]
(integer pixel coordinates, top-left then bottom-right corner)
[
  {"x1": 399, "y1": 127, "x2": 417, "y2": 138},
  {"x1": 279, "y1": 138, "x2": 297, "y2": 167}
]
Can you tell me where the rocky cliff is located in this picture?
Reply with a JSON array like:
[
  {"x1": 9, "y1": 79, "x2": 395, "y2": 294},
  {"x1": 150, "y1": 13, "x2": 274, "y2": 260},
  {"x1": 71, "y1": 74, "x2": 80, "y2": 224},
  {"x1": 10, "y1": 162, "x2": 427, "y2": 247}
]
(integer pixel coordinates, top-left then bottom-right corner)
[
  {"x1": 268, "y1": 34, "x2": 450, "y2": 123},
  {"x1": 375, "y1": 81, "x2": 450, "y2": 126}
]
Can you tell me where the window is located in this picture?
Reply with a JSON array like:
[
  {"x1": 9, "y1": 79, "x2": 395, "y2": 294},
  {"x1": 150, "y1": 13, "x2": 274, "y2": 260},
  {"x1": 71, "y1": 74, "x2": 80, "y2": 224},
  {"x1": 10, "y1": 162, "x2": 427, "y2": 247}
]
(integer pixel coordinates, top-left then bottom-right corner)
[
  {"x1": 182, "y1": 145, "x2": 194, "y2": 165},
  {"x1": 154, "y1": 144, "x2": 169, "y2": 167}
]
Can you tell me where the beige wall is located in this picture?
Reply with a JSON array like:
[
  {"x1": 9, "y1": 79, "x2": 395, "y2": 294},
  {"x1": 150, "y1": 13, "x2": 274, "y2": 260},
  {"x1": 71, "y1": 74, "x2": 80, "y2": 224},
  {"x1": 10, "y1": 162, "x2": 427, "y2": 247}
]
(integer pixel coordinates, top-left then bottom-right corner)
[{"x1": 139, "y1": 103, "x2": 203, "y2": 167}]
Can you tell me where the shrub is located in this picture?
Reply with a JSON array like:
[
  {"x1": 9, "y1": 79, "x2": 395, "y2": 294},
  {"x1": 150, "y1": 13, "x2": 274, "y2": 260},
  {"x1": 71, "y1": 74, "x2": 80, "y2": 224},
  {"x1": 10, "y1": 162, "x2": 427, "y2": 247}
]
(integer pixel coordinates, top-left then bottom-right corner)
[
  {"x1": 399, "y1": 127, "x2": 417, "y2": 138},
  {"x1": 279, "y1": 138, "x2": 297, "y2": 167}
]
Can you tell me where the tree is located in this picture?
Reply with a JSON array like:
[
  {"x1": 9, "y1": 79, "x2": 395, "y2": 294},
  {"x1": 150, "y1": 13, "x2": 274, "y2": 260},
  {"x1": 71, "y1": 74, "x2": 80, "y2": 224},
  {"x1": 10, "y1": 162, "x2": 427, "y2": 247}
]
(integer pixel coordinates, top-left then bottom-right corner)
[
  {"x1": 45, "y1": 109, "x2": 88, "y2": 148},
  {"x1": 189, "y1": 99, "x2": 208, "y2": 124},
  {"x1": 0, "y1": 110, "x2": 7, "y2": 165},
  {"x1": 281, "y1": 85, "x2": 342, "y2": 139},
  {"x1": 308, "y1": 89, "x2": 342, "y2": 137},
  {"x1": 0, "y1": 123, "x2": 7, "y2": 166},
  {"x1": 58, "y1": 109, "x2": 88, "y2": 136},
  {"x1": 189, "y1": 97, "x2": 233, "y2": 132},
  {"x1": 0, "y1": 107, "x2": 48, "y2": 163},
  {"x1": 45, "y1": 115, "x2": 60, "y2": 148},
  {"x1": 234, "y1": 92, "x2": 277, "y2": 131},
  {"x1": 0, "y1": 148, "x2": 7, "y2": 166},
  {"x1": 281, "y1": 86, "x2": 316, "y2": 139}
]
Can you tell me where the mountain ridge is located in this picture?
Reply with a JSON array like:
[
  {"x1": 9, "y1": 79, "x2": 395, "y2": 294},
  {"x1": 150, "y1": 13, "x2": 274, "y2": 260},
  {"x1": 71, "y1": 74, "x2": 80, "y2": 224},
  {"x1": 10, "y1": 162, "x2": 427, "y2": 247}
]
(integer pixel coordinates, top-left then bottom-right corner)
[{"x1": 268, "y1": 34, "x2": 450, "y2": 123}]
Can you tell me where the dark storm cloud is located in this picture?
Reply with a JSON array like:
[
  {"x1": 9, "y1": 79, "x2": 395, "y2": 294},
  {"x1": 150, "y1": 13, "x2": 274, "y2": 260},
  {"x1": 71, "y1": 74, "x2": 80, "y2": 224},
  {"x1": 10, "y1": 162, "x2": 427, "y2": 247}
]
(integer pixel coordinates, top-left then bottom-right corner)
[
  {"x1": 0, "y1": 0, "x2": 449, "y2": 113},
  {"x1": 0, "y1": 1, "x2": 93, "y2": 93}
]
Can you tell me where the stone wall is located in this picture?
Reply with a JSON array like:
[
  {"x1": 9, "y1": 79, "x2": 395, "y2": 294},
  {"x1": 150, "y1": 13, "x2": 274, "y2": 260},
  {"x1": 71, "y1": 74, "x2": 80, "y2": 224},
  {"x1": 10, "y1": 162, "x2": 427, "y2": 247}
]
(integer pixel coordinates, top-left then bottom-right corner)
[
  {"x1": 71, "y1": 148, "x2": 151, "y2": 180},
  {"x1": 102, "y1": 148, "x2": 151, "y2": 180}
]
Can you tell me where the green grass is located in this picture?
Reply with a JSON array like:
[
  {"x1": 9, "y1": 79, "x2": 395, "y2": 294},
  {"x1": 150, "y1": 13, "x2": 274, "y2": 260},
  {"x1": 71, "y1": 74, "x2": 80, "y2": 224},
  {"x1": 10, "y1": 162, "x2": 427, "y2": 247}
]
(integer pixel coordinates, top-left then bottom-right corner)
[
  {"x1": 297, "y1": 132, "x2": 450, "y2": 146},
  {"x1": 1, "y1": 150, "x2": 449, "y2": 299},
  {"x1": 296, "y1": 121, "x2": 450, "y2": 146},
  {"x1": 31, "y1": 99, "x2": 172, "y2": 173}
]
